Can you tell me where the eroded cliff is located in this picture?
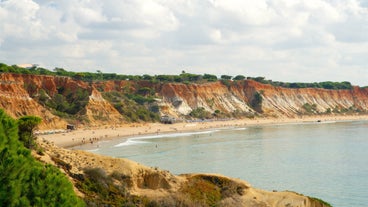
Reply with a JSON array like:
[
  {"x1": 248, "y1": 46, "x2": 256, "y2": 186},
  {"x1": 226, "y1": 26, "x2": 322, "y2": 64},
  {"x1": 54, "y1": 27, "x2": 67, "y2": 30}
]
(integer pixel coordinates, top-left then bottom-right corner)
[
  {"x1": 35, "y1": 140, "x2": 331, "y2": 207},
  {"x1": 1, "y1": 73, "x2": 367, "y2": 129}
]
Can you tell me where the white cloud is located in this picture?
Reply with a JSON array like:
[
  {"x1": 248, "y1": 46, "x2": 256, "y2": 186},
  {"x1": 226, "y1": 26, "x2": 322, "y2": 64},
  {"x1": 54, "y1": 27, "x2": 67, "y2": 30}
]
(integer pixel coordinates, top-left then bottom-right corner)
[
  {"x1": 210, "y1": 0, "x2": 275, "y2": 26},
  {"x1": 0, "y1": 0, "x2": 368, "y2": 86},
  {"x1": 0, "y1": 0, "x2": 41, "y2": 39}
]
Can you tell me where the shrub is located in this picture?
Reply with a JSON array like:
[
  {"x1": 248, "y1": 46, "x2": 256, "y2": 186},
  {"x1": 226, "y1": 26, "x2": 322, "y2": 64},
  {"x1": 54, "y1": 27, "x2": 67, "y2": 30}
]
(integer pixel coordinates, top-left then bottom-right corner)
[
  {"x1": 302, "y1": 103, "x2": 318, "y2": 114},
  {"x1": 35, "y1": 87, "x2": 90, "y2": 116},
  {"x1": 181, "y1": 178, "x2": 221, "y2": 207},
  {"x1": 189, "y1": 107, "x2": 211, "y2": 119},
  {"x1": 251, "y1": 91, "x2": 263, "y2": 112},
  {"x1": 221, "y1": 79, "x2": 231, "y2": 88},
  {"x1": 76, "y1": 168, "x2": 154, "y2": 206},
  {"x1": 103, "y1": 92, "x2": 159, "y2": 122}
]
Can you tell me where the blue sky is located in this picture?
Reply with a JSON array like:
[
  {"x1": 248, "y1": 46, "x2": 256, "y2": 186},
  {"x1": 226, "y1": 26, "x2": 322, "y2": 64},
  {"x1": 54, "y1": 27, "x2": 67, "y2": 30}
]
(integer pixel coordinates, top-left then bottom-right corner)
[{"x1": 1, "y1": 0, "x2": 368, "y2": 85}]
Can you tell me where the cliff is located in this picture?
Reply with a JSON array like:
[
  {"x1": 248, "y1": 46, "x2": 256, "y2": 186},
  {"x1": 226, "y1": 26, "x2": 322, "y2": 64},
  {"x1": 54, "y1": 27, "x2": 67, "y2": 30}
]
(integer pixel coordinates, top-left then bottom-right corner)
[
  {"x1": 34, "y1": 140, "x2": 331, "y2": 207},
  {"x1": 1, "y1": 73, "x2": 368, "y2": 129}
]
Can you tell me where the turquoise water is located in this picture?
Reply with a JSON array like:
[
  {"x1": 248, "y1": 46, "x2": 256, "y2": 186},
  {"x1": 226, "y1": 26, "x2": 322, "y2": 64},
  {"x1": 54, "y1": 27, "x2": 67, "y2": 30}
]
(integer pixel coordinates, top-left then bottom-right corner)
[{"x1": 73, "y1": 120, "x2": 368, "y2": 207}]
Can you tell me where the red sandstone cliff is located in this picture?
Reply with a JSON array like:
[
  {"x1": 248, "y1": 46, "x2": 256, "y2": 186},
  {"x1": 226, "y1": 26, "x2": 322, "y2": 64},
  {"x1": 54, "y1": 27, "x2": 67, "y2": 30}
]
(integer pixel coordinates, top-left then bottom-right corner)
[{"x1": 1, "y1": 73, "x2": 367, "y2": 129}]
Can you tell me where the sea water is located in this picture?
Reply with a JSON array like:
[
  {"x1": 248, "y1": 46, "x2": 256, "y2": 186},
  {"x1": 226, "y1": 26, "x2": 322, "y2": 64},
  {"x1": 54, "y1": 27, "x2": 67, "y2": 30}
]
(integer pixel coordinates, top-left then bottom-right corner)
[{"x1": 72, "y1": 120, "x2": 368, "y2": 207}]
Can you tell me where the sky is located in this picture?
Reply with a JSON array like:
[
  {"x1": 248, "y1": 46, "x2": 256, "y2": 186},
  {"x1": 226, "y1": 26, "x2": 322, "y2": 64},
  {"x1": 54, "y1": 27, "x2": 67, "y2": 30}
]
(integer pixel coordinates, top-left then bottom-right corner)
[{"x1": 1, "y1": 0, "x2": 368, "y2": 86}]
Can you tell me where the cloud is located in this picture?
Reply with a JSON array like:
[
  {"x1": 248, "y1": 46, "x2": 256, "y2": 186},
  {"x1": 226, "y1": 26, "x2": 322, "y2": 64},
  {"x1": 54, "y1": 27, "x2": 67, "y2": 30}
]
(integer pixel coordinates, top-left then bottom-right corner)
[{"x1": 0, "y1": 0, "x2": 368, "y2": 85}]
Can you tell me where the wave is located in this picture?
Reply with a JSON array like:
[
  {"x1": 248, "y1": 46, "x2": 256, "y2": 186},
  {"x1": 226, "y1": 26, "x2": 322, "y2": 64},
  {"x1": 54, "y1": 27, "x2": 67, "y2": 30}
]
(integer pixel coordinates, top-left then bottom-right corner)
[
  {"x1": 114, "y1": 129, "x2": 219, "y2": 147},
  {"x1": 86, "y1": 148, "x2": 100, "y2": 152},
  {"x1": 233, "y1": 127, "x2": 247, "y2": 131},
  {"x1": 114, "y1": 140, "x2": 150, "y2": 147},
  {"x1": 135, "y1": 130, "x2": 218, "y2": 139}
]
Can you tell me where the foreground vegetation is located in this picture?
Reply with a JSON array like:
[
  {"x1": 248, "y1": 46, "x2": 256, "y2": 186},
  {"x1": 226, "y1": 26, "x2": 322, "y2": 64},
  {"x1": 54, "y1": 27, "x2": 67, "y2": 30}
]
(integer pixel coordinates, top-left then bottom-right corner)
[{"x1": 0, "y1": 109, "x2": 84, "y2": 206}]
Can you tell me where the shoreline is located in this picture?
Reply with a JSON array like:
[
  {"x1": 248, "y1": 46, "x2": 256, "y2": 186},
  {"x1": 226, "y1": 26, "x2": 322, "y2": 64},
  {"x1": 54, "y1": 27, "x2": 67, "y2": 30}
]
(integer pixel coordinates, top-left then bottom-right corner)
[{"x1": 38, "y1": 114, "x2": 368, "y2": 148}]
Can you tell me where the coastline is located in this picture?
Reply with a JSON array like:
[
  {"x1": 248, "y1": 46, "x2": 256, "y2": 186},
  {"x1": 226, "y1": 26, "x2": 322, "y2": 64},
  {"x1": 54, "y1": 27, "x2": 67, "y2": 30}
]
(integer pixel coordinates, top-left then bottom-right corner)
[{"x1": 38, "y1": 114, "x2": 368, "y2": 148}]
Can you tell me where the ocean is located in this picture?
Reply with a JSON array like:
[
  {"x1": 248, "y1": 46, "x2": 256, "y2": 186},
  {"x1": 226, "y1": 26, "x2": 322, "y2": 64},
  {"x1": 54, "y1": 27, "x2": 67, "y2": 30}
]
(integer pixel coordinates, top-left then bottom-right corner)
[{"x1": 72, "y1": 120, "x2": 368, "y2": 207}]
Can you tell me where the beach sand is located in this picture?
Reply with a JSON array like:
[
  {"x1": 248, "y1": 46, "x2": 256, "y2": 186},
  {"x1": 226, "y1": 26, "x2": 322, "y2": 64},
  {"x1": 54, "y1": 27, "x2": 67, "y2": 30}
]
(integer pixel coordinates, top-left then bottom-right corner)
[{"x1": 38, "y1": 115, "x2": 368, "y2": 148}]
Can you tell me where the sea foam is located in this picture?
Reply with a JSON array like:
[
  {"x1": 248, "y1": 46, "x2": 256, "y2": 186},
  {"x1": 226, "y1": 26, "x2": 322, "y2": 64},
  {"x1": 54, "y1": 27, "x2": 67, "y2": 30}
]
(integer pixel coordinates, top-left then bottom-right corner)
[{"x1": 114, "y1": 130, "x2": 218, "y2": 147}]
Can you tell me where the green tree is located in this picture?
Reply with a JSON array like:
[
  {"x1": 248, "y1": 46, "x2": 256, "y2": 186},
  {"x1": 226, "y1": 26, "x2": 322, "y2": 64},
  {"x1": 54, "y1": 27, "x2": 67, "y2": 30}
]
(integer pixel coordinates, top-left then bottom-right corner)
[
  {"x1": 73, "y1": 73, "x2": 85, "y2": 80},
  {"x1": 0, "y1": 109, "x2": 84, "y2": 206},
  {"x1": 203, "y1": 74, "x2": 218, "y2": 82},
  {"x1": 220, "y1": 75, "x2": 232, "y2": 80},
  {"x1": 137, "y1": 87, "x2": 154, "y2": 96},
  {"x1": 233, "y1": 75, "x2": 245, "y2": 81},
  {"x1": 142, "y1": 74, "x2": 153, "y2": 80},
  {"x1": 156, "y1": 75, "x2": 175, "y2": 82},
  {"x1": 180, "y1": 73, "x2": 202, "y2": 82},
  {"x1": 17, "y1": 116, "x2": 42, "y2": 149},
  {"x1": 53, "y1": 67, "x2": 68, "y2": 76}
]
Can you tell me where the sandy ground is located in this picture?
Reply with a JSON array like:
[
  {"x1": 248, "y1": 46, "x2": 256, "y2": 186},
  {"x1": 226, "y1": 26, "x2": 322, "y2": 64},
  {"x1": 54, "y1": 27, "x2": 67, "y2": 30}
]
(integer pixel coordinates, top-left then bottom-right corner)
[{"x1": 38, "y1": 115, "x2": 368, "y2": 148}]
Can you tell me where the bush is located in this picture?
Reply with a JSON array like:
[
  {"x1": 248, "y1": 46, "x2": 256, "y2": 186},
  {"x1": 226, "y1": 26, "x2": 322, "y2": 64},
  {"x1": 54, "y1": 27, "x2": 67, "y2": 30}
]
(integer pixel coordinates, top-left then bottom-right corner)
[
  {"x1": 76, "y1": 168, "x2": 155, "y2": 206},
  {"x1": 35, "y1": 86, "x2": 90, "y2": 116},
  {"x1": 189, "y1": 107, "x2": 211, "y2": 119},
  {"x1": 251, "y1": 91, "x2": 263, "y2": 112},
  {"x1": 302, "y1": 103, "x2": 318, "y2": 114},
  {"x1": 221, "y1": 79, "x2": 231, "y2": 88},
  {"x1": 180, "y1": 174, "x2": 247, "y2": 207},
  {"x1": 103, "y1": 92, "x2": 160, "y2": 123}
]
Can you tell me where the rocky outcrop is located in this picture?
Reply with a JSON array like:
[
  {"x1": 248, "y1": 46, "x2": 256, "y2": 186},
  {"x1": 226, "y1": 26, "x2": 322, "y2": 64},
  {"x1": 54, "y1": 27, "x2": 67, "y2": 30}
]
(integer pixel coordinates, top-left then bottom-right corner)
[
  {"x1": 1, "y1": 73, "x2": 368, "y2": 129},
  {"x1": 159, "y1": 82, "x2": 254, "y2": 116},
  {"x1": 84, "y1": 87, "x2": 124, "y2": 126}
]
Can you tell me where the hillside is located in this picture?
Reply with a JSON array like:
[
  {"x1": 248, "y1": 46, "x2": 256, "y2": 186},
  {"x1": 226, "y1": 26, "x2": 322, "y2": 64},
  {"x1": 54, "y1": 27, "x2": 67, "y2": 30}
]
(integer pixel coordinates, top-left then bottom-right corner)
[
  {"x1": 0, "y1": 72, "x2": 368, "y2": 129},
  {"x1": 35, "y1": 139, "x2": 331, "y2": 207}
]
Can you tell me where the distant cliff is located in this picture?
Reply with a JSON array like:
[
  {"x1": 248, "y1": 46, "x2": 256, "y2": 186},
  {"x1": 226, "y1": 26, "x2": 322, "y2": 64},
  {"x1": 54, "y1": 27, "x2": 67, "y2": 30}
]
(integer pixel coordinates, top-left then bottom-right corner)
[{"x1": 1, "y1": 73, "x2": 368, "y2": 129}]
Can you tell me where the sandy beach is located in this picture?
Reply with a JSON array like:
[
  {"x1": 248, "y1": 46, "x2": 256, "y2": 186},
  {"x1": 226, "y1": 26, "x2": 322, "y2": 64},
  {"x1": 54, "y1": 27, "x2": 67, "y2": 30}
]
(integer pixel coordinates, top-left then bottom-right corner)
[{"x1": 38, "y1": 114, "x2": 368, "y2": 148}]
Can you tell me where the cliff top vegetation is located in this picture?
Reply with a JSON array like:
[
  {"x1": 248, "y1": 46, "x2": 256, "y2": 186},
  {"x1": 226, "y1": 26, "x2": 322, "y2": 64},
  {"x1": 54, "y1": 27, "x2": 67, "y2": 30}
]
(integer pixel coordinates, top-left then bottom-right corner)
[{"x1": 0, "y1": 62, "x2": 358, "y2": 90}]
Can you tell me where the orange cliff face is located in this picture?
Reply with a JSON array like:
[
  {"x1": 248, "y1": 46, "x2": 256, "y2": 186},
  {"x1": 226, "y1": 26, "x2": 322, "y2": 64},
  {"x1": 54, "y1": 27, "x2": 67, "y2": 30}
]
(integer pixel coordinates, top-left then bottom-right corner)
[
  {"x1": 0, "y1": 73, "x2": 122, "y2": 129},
  {"x1": 0, "y1": 73, "x2": 66, "y2": 129},
  {"x1": 1, "y1": 73, "x2": 368, "y2": 129},
  {"x1": 158, "y1": 82, "x2": 254, "y2": 116},
  {"x1": 245, "y1": 80, "x2": 368, "y2": 117},
  {"x1": 85, "y1": 86, "x2": 125, "y2": 126},
  {"x1": 157, "y1": 80, "x2": 368, "y2": 117}
]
